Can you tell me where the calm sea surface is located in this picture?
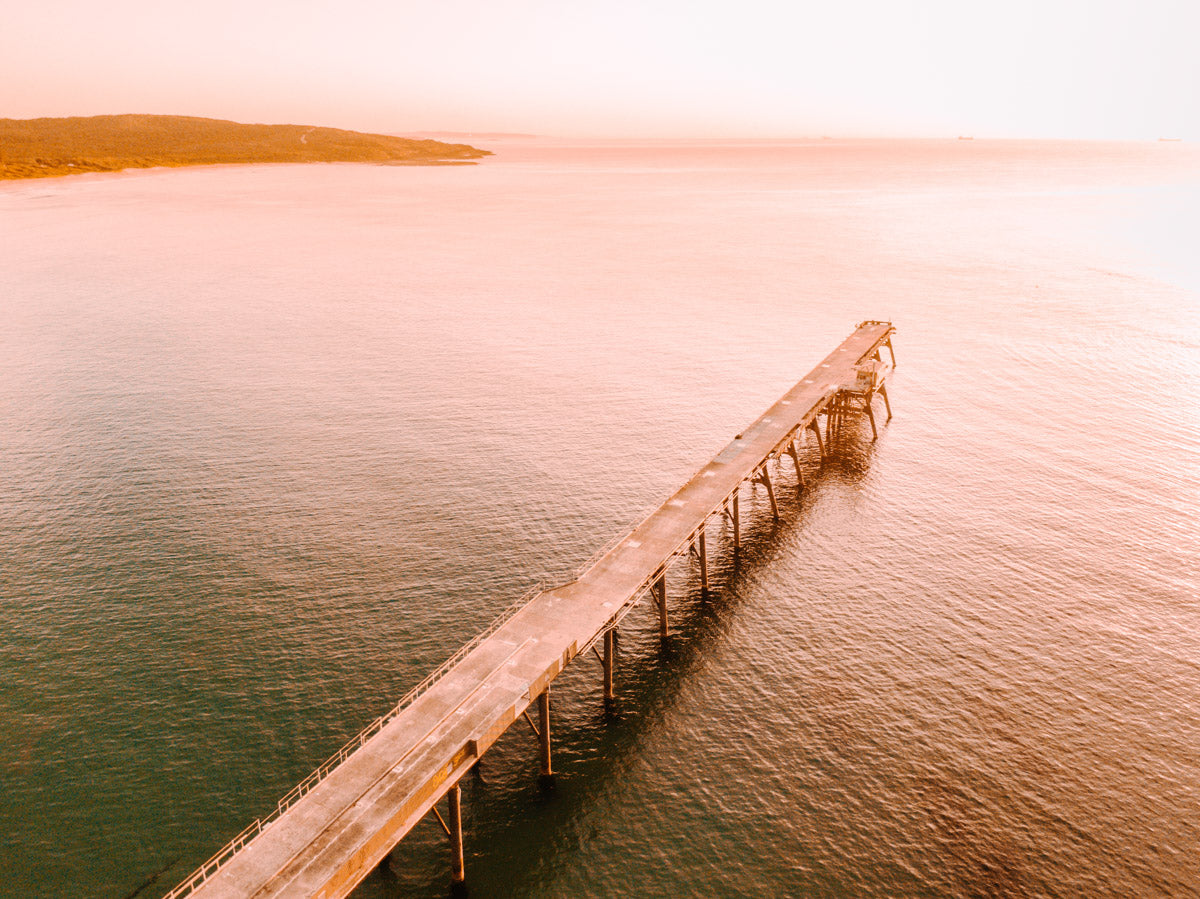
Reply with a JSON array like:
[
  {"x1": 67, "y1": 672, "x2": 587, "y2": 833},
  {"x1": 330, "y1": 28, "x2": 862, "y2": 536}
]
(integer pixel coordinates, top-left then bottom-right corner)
[{"x1": 2, "y1": 139, "x2": 1198, "y2": 898}]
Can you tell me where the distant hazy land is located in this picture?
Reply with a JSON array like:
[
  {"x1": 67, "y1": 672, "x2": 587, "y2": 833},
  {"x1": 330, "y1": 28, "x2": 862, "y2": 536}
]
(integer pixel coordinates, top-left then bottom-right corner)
[{"x1": 0, "y1": 115, "x2": 491, "y2": 180}]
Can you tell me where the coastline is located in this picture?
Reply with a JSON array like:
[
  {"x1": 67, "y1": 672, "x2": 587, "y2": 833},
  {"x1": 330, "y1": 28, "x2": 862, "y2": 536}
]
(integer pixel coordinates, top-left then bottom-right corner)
[
  {"x1": 0, "y1": 156, "x2": 490, "y2": 181},
  {"x1": 0, "y1": 114, "x2": 491, "y2": 180}
]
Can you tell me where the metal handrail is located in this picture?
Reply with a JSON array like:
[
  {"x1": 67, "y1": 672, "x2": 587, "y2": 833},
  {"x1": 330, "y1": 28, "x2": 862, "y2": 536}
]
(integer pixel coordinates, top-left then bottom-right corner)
[{"x1": 162, "y1": 579, "x2": 546, "y2": 899}]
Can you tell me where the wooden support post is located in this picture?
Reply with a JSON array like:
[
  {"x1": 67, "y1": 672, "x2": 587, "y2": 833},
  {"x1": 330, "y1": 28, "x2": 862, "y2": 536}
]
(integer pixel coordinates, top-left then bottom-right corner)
[
  {"x1": 886, "y1": 338, "x2": 897, "y2": 368},
  {"x1": 732, "y1": 493, "x2": 740, "y2": 549},
  {"x1": 808, "y1": 420, "x2": 825, "y2": 462},
  {"x1": 697, "y1": 528, "x2": 709, "y2": 594},
  {"x1": 448, "y1": 785, "x2": 465, "y2": 892},
  {"x1": 603, "y1": 629, "x2": 614, "y2": 703},
  {"x1": 757, "y1": 467, "x2": 780, "y2": 520},
  {"x1": 653, "y1": 575, "x2": 667, "y2": 639},
  {"x1": 537, "y1": 689, "x2": 553, "y2": 786},
  {"x1": 864, "y1": 393, "x2": 878, "y2": 440},
  {"x1": 787, "y1": 439, "x2": 805, "y2": 487},
  {"x1": 879, "y1": 383, "x2": 893, "y2": 421}
]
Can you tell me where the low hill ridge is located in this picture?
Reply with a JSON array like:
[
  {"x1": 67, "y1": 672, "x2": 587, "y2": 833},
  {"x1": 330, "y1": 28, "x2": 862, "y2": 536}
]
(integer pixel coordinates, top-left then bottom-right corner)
[{"x1": 0, "y1": 114, "x2": 490, "y2": 179}]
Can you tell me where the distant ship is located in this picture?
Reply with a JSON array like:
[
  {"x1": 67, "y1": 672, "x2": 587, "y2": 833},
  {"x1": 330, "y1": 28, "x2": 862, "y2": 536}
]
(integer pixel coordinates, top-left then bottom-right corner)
[{"x1": 957, "y1": 136, "x2": 974, "y2": 140}]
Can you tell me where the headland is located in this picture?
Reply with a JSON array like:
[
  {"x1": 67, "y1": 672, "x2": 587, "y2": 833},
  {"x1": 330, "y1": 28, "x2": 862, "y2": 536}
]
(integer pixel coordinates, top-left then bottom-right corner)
[{"x1": 0, "y1": 115, "x2": 490, "y2": 180}]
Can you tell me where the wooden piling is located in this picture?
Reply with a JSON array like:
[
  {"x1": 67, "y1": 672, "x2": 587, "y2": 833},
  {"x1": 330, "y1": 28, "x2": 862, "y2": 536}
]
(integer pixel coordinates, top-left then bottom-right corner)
[
  {"x1": 788, "y1": 438, "x2": 805, "y2": 487},
  {"x1": 448, "y1": 785, "x2": 465, "y2": 889},
  {"x1": 808, "y1": 419, "x2": 825, "y2": 462},
  {"x1": 602, "y1": 629, "x2": 614, "y2": 702},
  {"x1": 653, "y1": 575, "x2": 667, "y2": 639},
  {"x1": 865, "y1": 394, "x2": 878, "y2": 440},
  {"x1": 757, "y1": 466, "x2": 780, "y2": 520},
  {"x1": 537, "y1": 689, "x2": 552, "y2": 785}
]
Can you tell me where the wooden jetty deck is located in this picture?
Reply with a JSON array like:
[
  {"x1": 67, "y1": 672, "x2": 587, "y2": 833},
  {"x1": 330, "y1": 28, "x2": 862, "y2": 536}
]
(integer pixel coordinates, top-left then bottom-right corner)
[{"x1": 167, "y1": 321, "x2": 897, "y2": 899}]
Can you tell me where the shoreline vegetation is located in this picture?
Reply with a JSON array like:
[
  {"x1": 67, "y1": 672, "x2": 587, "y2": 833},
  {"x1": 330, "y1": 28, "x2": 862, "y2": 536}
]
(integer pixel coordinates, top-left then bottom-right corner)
[{"x1": 0, "y1": 114, "x2": 491, "y2": 180}]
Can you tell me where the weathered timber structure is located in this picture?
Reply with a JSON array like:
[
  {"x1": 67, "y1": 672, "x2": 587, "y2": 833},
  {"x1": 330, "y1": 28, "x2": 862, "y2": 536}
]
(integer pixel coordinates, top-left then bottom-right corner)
[{"x1": 166, "y1": 321, "x2": 897, "y2": 898}]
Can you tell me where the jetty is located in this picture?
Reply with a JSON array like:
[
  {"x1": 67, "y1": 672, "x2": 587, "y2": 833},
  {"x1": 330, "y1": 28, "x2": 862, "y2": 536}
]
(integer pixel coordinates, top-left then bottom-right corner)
[{"x1": 166, "y1": 321, "x2": 897, "y2": 898}]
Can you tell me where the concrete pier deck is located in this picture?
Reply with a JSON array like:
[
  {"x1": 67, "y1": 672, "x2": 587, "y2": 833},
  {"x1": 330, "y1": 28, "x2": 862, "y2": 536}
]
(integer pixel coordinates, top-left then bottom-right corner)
[{"x1": 169, "y1": 321, "x2": 896, "y2": 899}]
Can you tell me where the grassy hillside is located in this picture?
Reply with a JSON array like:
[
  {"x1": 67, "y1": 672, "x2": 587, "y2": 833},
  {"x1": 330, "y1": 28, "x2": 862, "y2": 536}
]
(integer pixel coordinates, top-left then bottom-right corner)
[{"x1": 0, "y1": 114, "x2": 491, "y2": 179}]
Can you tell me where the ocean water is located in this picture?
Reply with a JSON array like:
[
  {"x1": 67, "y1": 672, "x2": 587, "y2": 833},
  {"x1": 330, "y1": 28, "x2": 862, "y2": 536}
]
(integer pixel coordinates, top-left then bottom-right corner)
[{"x1": 1, "y1": 139, "x2": 1197, "y2": 898}]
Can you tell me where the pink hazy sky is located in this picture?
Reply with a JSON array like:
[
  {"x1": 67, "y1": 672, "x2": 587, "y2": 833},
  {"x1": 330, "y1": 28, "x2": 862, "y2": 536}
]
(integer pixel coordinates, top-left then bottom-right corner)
[{"x1": 4, "y1": 0, "x2": 1197, "y2": 139}]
